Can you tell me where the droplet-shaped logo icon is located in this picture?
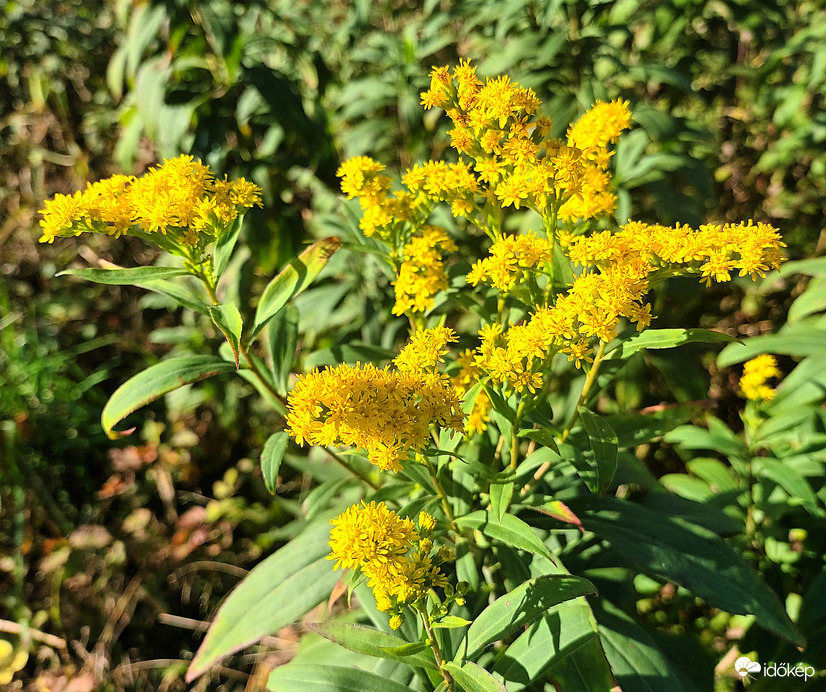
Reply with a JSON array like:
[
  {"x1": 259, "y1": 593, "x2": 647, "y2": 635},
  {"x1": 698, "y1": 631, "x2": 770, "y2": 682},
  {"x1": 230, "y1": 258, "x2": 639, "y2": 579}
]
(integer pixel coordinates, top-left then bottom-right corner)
[{"x1": 735, "y1": 656, "x2": 762, "y2": 677}]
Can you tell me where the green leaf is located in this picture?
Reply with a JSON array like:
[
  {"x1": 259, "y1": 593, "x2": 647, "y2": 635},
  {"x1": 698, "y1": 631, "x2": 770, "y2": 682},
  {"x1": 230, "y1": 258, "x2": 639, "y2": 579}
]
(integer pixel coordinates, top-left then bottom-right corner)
[
  {"x1": 596, "y1": 602, "x2": 688, "y2": 692},
  {"x1": 187, "y1": 520, "x2": 338, "y2": 682},
  {"x1": 516, "y1": 427, "x2": 560, "y2": 454},
  {"x1": 214, "y1": 215, "x2": 243, "y2": 278},
  {"x1": 765, "y1": 355, "x2": 826, "y2": 415},
  {"x1": 788, "y1": 278, "x2": 826, "y2": 323},
  {"x1": 251, "y1": 237, "x2": 342, "y2": 339},
  {"x1": 754, "y1": 459, "x2": 822, "y2": 516},
  {"x1": 380, "y1": 641, "x2": 430, "y2": 657},
  {"x1": 261, "y1": 431, "x2": 289, "y2": 494},
  {"x1": 494, "y1": 597, "x2": 611, "y2": 691},
  {"x1": 432, "y1": 615, "x2": 472, "y2": 629},
  {"x1": 304, "y1": 478, "x2": 358, "y2": 520},
  {"x1": 457, "y1": 511, "x2": 555, "y2": 563},
  {"x1": 482, "y1": 384, "x2": 516, "y2": 423},
  {"x1": 138, "y1": 278, "x2": 211, "y2": 315},
  {"x1": 664, "y1": 421, "x2": 748, "y2": 460},
  {"x1": 461, "y1": 575, "x2": 597, "y2": 659},
  {"x1": 577, "y1": 408, "x2": 618, "y2": 496},
  {"x1": 101, "y1": 355, "x2": 236, "y2": 438},
  {"x1": 304, "y1": 622, "x2": 437, "y2": 670},
  {"x1": 546, "y1": 631, "x2": 619, "y2": 692},
  {"x1": 778, "y1": 256, "x2": 826, "y2": 278},
  {"x1": 445, "y1": 661, "x2": 508, "y2": 692},
  {"x1": 569, "y1": 496, "x2": 804, "y2": 646},
  {"x1": 490, "y1": 481, "x2": 514, "y2": 521},
  {"x1": 57, "y1": 266, "x2": 190, "y2": 285},
  {"x1": 267, "y1": 305, "x2": 299, "y2": 397},
  {"x1": 717, "y1": 325, "x2": 826, "y2": 366},
  {"x1": 267, "y1": 664, "x2": 416, "y2": 692},
  {"x1": 609, "y1": 328, "x2": 739, "y2": 359},
  {"x1": 601, "y1": 405, "x2": 699, "y2": 449},
  {"x1": 208, "y1": 303, "x2": 243, "y2": 368}
]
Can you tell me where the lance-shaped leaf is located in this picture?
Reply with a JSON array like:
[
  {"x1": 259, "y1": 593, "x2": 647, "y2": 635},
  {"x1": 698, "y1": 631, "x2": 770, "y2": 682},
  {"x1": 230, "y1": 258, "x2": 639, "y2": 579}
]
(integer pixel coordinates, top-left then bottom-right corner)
[
  {"x1": 260, "y1": 431, "x2": 289, "y2": 494},
  {"x1": 609, "y1": 328, "x2": 739, "y2": 359},
  {"x1": 138, "y1": 278, "x2": 211, "y2": 315},
  {"x1": 445, "y1": 661, "x2": 508, "y2": 692},
  {"x1": 460, "y1": 574, "x2": 597, "y2": 660},
  {"x1": 102, "y1": 355, "x2": 236, "y2": 438},
  {"x1": 57, "y1": 266, "x2": 189, "y2": 285},
  {"x1": 267, "y1": 305, "x2": 299, "y2": 396},
  {"x1": 251, "y1": 236, "x2": 341, "y2": 339},
  {"x1": 577, "y1": 407, "x2": 618, "y2": 496},
  {"x1": 213, "y1": 214, "x2": 243, "y2": 278},
  {"x1": 267, "y1": 664, "x2": 417, "y2": 692},
  {"x1": 209, "y1": 303, "x2": 243, "y2": 368},
  {"x1": 495, "y1": 597, "x2": 615, "y2": 692},
  {"x1": 187, "y1": 519, "x2": 337, "y2": 681},
  {"x1": 457, "y1": 511, "x2": 555, "y2": 563},
  {"x1": 570, "y1": 496, "x2": 805, "y2": 646},
  {"x1": 305, "y1": 622, "x2": 437, "y2": 670}
]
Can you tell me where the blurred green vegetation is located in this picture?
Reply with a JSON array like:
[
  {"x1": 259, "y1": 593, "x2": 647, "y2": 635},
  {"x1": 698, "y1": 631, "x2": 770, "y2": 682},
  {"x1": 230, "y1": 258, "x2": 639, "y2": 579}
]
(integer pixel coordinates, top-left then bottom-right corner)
[{"x1": 2, "y1": 0, "x2": 825, "y2": 689}]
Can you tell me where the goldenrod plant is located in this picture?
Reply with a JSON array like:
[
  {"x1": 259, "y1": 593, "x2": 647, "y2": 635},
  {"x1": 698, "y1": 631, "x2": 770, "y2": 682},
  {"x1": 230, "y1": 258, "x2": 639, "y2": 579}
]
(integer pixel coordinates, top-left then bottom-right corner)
[{"x1": 41, "y1": 64, "x2": 805, "y2": 691}]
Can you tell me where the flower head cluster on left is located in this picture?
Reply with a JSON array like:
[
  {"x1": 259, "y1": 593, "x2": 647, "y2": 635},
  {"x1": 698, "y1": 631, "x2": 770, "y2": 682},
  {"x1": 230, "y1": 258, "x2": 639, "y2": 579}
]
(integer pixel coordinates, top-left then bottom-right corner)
[{"x1": 38, "y1": 155, "x2": 261, "y2": 263}]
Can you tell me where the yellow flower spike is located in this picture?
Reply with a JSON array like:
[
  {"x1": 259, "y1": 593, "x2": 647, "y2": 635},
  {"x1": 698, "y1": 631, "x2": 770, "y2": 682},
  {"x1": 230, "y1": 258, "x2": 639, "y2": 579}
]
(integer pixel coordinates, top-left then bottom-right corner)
[{"x1": 392, "y1": 226, "x2": 456, "y2": 316}]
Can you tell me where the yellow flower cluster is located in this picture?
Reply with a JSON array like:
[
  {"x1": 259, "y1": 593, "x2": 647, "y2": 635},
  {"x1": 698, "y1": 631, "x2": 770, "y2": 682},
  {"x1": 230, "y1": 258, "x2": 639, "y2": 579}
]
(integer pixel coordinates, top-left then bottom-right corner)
[
  {"x1": 38, "y1": 155, "x2": 261, "y2": 248},
  {"x1": 567, "y1": 220, "x2": 786, "y2": 286},
  {"x1": 329, "y1": 503, "x2": 451, "y2": 628},
  {"x1": 419, "y1": 60, "x2": 631, "y2": 219},
  {"x1": 740, "y1": 354, "x2": 781, "y2": 401},
  {"x1": 451, "y1": 349, "x2": 492, "y2": 435},
  {"x1": 336, "y1": 63, "x2": 632, "y2": 316},
  {"x1": 393, "y1": 226, "x2": 457, "y2": 316},
  {"x1": 285, "y1": 359, "x2": 465, "y2": 472},
  {"x1": 467, "y1": 232, "x2": 552, "y2": 292},
  {"x1": 336, "y1": 157, "x2": 460, "y2": 316},
  {"x1": 394, "y1": 326, "x2": 458, "y2": 372},
  {"x1": 465, "y1": 220, "x2": 785, "y2": 392},
  {"x1": 560, "y1": 100, "x2": 633, "y2": 220}
]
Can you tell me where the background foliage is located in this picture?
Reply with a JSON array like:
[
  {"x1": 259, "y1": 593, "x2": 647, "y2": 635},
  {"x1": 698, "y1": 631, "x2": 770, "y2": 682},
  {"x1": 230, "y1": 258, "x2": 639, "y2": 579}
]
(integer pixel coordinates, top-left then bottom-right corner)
[{"x1": 1, "y1": 0, "x2": 825, "y2": 690}]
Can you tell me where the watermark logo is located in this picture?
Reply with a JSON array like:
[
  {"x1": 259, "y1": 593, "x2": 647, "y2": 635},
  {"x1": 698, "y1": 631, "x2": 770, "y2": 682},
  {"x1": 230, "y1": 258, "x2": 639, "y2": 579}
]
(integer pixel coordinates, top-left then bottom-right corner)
[
  {"x1": 734, "y1": 655, "x2": 817, "y2": 682},
  {"x1": 735, "y1": 656, "x2": 761, "y2": 678}
]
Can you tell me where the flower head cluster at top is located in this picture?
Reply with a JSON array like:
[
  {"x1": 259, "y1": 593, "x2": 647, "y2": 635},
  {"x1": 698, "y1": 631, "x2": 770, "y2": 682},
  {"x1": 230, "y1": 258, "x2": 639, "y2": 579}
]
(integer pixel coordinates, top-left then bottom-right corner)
[
  {"x1": 420, "y1": 60, "x2": 631, "y2": 220},
  {"x1": 739, "y1": 354, "x2": 781, "y2": 401},
  {"x1": 336, "y1": 61, "x2": 631, "y2": 317},
  {"x1": 285, "y1": 328, "x2": 465, "y2": 472},
  {"x1": 329, "y1": 502, "x2": 452, "y2": 629},
  {"x1": 38, "y1": 155, "x2": 261, "y2": 251}
]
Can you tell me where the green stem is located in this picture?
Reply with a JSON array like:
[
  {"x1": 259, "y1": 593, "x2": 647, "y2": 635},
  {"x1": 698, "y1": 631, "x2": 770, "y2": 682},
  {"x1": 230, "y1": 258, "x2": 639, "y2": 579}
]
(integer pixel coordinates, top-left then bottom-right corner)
[
  {"x1": 195, "y1": 270, "x2": 288, "y2": 410},
  {"x1": 522, "y1": 340, "x2": 607, "y2": 494},
  {"x1": 325, "y1": 448, "x2": 380, "y2": 490},
  {"x1": 417, "y1": 605, "x2": 454, "y2": 692},
  {"x1": 420, "y1": 454, "x2": 459, "y2": 534}
]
